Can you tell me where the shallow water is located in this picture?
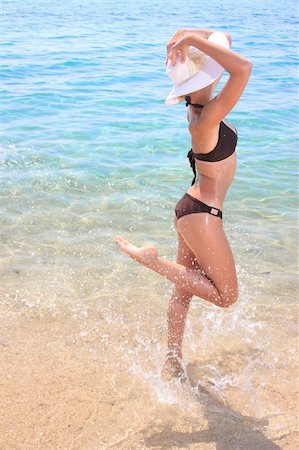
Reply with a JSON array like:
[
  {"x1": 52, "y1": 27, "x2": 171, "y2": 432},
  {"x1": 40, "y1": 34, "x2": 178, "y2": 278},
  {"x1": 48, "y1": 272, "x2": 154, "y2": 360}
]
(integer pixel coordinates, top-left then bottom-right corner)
[{"x1": 0, "y1": 0, "x2": 298, "y2": 448}]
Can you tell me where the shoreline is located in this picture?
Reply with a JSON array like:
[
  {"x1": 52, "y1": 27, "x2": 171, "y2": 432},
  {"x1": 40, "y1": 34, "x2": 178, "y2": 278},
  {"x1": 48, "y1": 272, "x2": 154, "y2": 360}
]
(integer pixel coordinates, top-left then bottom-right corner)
[{"x1": 0, "y1": 303, "x2": 297, "y2": 449}]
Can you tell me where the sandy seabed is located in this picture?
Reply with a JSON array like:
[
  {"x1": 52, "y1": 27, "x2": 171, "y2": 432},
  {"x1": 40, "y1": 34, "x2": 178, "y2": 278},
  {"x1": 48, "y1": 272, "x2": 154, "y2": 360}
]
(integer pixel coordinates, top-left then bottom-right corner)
[{"x1": 0, "y1": 289, "x2": 298, "y2": 450}]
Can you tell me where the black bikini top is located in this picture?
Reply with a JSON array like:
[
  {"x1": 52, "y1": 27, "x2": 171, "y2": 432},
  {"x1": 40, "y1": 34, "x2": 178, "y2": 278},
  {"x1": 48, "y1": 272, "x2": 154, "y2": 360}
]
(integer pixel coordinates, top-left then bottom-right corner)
[{"x1": 185, "y1": 96, "x2": 238, "y2": 185}]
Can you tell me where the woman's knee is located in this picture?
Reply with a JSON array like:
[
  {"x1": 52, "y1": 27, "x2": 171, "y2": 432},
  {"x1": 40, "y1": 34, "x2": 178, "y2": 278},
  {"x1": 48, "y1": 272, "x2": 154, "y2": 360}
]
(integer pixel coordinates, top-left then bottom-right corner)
[{"x1": 216, "y1": 286, "x2": 238, "y2": 308}]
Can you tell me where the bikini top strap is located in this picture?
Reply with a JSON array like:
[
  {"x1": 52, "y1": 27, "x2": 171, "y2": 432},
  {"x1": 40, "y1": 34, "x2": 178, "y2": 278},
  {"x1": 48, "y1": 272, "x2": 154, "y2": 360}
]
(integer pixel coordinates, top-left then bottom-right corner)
[
  {"x1": 185, "y1": 96, "x2": 203, "y2": 186},
  {"x1": 185, "y1": 95, "x2": 204, "y2": 109},
  {"x1": 187, "y1": 149, "x2": 196, "y2": 186}
]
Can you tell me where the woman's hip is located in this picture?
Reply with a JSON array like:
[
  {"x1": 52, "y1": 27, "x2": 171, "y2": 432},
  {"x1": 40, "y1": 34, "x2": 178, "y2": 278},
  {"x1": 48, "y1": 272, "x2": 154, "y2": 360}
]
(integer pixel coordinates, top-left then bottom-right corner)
[{"x1": 175, "y1": 192, "x2": 223, "y2": 221}]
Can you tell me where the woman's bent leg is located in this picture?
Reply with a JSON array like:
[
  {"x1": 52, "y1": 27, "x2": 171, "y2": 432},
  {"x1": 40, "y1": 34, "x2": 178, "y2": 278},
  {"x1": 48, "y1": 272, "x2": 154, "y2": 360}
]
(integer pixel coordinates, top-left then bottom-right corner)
[
  {"x1": 114, "y1": 213, "x2": 238, "y2": 307},
  {"x1": 114, "y1": 235, "x2": 220, "y2": 304},
  {"x1": 177, "y1": 213, "x2": 238, "y2": 307}
]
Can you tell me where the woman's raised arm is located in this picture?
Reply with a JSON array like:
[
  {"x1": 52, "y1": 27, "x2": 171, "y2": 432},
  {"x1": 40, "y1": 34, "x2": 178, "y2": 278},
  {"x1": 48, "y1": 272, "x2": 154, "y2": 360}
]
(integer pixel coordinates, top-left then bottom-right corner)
[
  {"x1": 166, "y1": 31, "x2": 252, "y2": 123},
  {"x1": 166, "y1": 28, "x2": 232, "y2": 61}
]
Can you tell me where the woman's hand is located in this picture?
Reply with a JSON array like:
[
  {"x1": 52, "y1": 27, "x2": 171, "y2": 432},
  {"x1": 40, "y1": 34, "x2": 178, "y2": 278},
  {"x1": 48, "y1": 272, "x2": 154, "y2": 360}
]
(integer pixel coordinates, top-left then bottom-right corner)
[
  {"x1": 165, "y1": 28, "x2": 213, "y2": 67},
  {"x1": 166, "y1": 30, "x2": 191, "y2": 67},
  {"x1": 166, "y1": 28, "x2": 187, "y2": 52},
  {"x1": 166, "y1": 38, "x2": 189, "y2": 67}
]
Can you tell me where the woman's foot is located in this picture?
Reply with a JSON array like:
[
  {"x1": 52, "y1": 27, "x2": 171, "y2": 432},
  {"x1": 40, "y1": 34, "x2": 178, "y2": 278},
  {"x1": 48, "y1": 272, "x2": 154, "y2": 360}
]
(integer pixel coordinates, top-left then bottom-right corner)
[
  {"x1": 161, "y1": 353, "x2": 187, "y2": 382},
  {"x1": 114, "y1": 236, "x2": 158, "y2": 265}
]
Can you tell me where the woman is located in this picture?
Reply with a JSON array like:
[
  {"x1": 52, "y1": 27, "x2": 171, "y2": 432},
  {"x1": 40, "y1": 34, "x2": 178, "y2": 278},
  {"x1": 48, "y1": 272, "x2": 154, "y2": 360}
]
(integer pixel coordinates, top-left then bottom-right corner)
[{"x1": 115, "y1": 29, "x2": 252, "y2": 379}]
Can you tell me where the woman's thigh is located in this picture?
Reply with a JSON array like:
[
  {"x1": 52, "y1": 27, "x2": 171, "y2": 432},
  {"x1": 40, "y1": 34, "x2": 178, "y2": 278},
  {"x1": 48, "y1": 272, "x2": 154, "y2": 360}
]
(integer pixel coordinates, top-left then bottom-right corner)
[{"x1": 176, "y1": 213, "x2": 238, "y2": 300}]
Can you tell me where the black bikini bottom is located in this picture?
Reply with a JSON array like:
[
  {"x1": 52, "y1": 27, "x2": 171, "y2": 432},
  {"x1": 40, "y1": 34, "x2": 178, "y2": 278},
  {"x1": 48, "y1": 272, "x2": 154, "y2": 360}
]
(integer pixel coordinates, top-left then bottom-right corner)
[{"x1": 175, "y1": 193, "x2": 222, "y2": 220}]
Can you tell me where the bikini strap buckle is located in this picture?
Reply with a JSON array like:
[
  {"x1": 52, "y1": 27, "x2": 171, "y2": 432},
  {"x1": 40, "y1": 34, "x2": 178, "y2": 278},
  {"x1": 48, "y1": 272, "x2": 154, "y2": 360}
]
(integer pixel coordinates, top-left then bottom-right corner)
[{"x1": 210, "y1": 207, "x2": 220, "y2": 216}]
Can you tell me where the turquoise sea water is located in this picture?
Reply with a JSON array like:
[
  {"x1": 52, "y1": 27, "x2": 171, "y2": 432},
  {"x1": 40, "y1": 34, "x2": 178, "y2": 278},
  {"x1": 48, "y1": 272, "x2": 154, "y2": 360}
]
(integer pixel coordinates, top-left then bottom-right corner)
[
  {"x1": 1, "y1": 0, "x2": 298, "y2": 308},
  {"x1": 0, "y1": 0, "x2": 298, "y2": 446}
]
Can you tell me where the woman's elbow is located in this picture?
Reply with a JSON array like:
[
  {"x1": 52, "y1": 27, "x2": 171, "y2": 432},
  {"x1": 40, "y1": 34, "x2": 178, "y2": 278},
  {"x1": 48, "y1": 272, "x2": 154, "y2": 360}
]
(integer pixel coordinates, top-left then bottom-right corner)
[
  {"x1": 225, "y1": 32, "x2": 232, "y2": 47},
  {"x1": 243, "y1": 59, "x2": 253, "y2": 74},
  {"x1": 237, "y1": 59, "x2": 253, "y2": 81}
]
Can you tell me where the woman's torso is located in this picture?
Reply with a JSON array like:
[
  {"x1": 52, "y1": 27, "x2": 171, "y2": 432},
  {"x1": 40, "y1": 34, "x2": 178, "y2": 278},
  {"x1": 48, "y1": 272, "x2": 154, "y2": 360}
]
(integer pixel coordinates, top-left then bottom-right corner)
[{"x1": 187, "y1": 109, "x2": 237, "y2": 209}]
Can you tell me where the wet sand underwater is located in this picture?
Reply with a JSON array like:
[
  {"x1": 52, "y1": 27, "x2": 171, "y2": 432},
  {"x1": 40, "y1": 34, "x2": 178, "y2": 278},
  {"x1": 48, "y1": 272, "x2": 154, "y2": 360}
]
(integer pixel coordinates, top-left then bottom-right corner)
[{"x1": 0, "y1": 273, "x2": 298, "y2": 450}]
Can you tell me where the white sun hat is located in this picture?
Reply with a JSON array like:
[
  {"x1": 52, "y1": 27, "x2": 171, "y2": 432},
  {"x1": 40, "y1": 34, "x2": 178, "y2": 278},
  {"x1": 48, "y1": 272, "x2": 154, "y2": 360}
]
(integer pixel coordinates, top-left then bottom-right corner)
[{"x1": 165, "y1": 31, "x2": 230, "y2": 106}]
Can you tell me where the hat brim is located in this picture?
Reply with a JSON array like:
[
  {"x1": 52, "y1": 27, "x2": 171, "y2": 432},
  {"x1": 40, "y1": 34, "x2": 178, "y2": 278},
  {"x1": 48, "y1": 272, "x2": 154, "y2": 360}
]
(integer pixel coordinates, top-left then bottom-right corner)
[{"x1": 165, "y1": 32, "x2": 229, "y2": 106}]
